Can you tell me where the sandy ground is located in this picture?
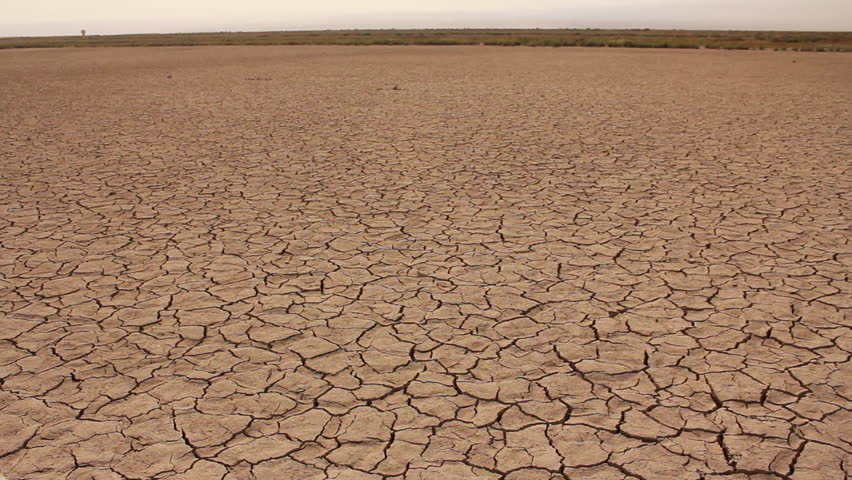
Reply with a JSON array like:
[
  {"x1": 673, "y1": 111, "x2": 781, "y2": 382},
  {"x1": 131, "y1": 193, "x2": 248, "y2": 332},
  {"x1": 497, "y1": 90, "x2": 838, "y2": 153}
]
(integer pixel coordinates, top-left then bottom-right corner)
[{"x1": 0, "y1": 46, "x2": 850, "y2": 480}]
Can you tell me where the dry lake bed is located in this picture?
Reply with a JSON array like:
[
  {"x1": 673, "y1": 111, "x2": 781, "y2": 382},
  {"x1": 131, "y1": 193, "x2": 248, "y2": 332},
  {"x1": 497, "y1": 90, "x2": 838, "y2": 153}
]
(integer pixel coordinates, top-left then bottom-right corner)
[{"x1": 0, "y1": 46, "x2": 850, "y2": 480}]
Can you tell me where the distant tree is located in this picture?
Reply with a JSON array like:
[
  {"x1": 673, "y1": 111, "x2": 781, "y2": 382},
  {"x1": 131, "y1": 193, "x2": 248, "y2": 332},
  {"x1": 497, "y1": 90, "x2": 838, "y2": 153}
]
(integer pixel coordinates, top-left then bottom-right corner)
[{"x1": 81, "y1": 29, "x2": 86, "y2": 36}]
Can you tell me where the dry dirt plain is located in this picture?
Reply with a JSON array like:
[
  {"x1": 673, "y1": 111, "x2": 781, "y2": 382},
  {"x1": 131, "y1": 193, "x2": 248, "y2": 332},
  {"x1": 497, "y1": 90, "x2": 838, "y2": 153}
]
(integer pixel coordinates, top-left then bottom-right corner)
[{"x1": 0, "y1": 46, "x2": 850, "y2": 480}]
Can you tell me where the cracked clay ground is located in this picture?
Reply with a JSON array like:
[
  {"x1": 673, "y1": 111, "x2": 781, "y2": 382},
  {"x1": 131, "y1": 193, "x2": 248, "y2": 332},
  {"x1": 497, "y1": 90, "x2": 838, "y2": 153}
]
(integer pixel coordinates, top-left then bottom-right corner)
[{"x1": 0, "y1": 46, "x2": 850, "y2": 480}]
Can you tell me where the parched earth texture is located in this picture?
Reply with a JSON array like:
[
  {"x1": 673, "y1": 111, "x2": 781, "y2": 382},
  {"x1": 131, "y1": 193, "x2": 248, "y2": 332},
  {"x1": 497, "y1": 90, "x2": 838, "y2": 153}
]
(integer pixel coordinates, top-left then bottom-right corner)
[{"x1": 0, "y1": 46, "x2": 850, "y2": 480}]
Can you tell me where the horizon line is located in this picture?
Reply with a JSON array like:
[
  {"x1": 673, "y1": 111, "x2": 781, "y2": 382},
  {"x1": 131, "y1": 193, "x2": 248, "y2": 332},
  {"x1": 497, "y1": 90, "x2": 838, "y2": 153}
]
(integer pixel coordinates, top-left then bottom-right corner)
[{"x1": 4, "y1": 26, "x2": 852, "y2": 40}]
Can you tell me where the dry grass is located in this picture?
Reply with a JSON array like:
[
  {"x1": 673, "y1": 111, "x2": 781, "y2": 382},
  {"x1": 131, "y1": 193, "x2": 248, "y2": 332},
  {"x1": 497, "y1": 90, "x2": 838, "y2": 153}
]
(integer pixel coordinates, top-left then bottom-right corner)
[{"x1": 1, "y1": 28, "x2": 851, "y2": 51}]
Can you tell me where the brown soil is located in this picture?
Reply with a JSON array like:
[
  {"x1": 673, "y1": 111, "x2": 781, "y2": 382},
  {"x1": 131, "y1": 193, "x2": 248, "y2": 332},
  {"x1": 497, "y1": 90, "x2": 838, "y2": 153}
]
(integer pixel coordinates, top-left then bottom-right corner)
[{"x1": 0, "y1": 46, "x2": 849, "y2": 480}]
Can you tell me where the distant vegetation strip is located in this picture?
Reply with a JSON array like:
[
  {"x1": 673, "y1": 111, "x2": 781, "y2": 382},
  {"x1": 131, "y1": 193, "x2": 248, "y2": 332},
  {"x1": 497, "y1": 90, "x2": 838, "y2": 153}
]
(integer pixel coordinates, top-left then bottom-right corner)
[{"x1": 1, "y1": 29, "x2": 850, "y2": 51}]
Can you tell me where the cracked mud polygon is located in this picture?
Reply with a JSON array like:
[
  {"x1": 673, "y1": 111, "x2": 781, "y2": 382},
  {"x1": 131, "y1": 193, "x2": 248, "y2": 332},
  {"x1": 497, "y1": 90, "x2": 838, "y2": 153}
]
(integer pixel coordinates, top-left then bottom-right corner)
[{"x1": 0, "y1": 46, "x2": 850, "y2": 480}]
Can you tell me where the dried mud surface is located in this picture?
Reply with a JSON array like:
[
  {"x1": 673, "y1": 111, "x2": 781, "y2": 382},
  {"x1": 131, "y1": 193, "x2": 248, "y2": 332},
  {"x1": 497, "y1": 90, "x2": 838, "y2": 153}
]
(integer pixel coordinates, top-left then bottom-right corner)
[{"x1": 0, "y1": 46, "x2": 850, "y2": 480}]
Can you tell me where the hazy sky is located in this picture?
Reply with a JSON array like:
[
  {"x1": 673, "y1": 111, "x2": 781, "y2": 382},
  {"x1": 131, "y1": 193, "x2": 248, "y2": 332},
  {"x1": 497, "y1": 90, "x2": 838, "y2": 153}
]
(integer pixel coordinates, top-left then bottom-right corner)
[{"x1": 3, "y1": 0, "x2": 851, "y2": 37}]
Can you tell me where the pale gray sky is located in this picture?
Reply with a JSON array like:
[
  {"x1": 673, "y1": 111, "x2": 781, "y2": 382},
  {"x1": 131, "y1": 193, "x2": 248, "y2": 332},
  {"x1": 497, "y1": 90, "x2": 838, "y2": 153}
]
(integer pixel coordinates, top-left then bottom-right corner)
[{"x1": 2, "y1": 0, "x2": 851, "y2": 37}]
